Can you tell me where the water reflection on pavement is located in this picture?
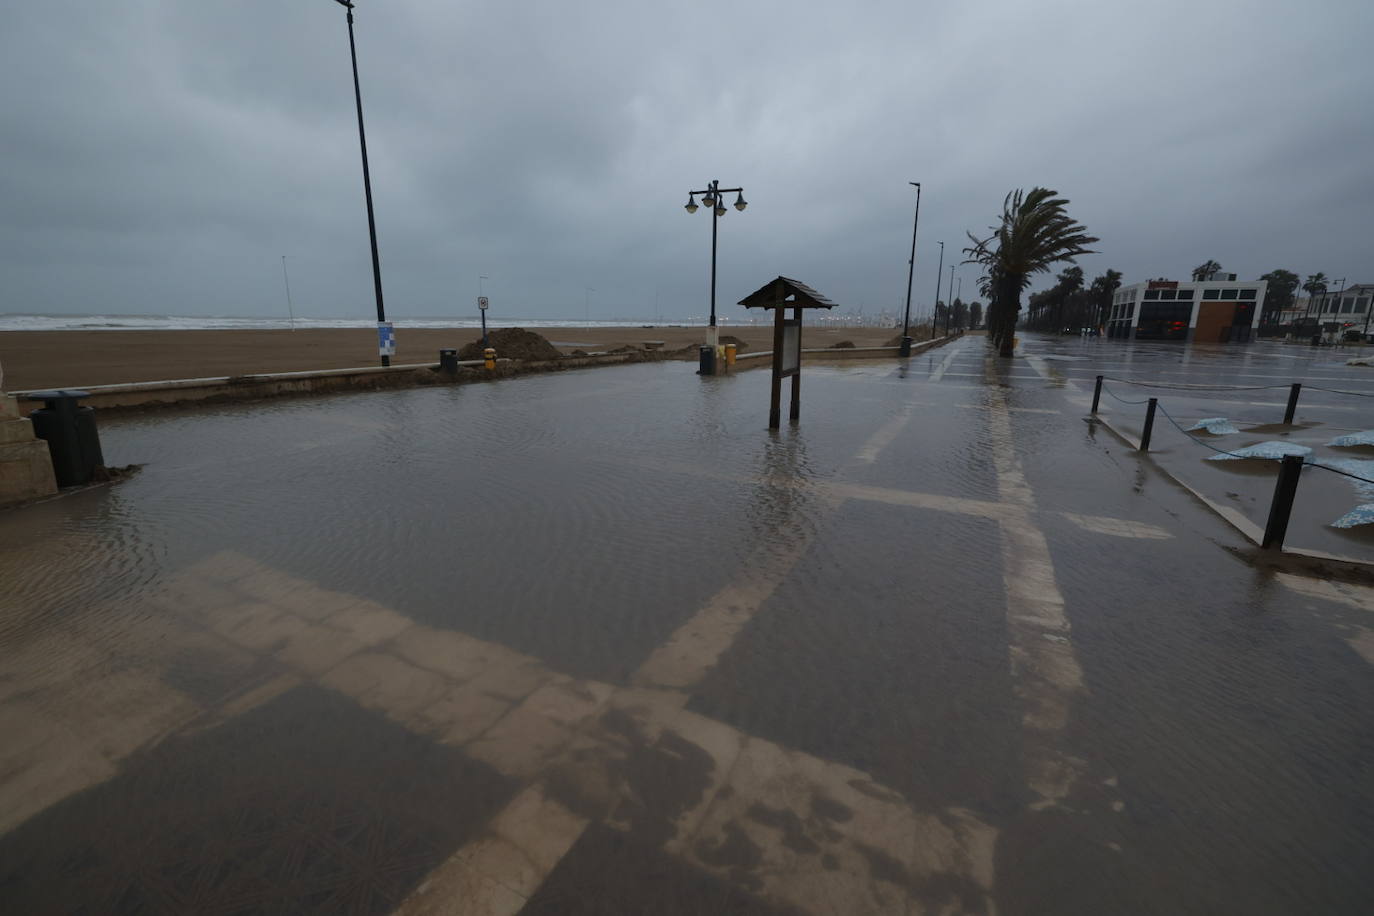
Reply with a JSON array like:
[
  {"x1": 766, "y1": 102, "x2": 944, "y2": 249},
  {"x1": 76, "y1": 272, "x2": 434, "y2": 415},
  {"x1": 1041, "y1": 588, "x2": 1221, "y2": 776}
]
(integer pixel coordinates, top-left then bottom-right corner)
[{"x1": 1, "y1": 337, "x2": 1371, "y2": 914}]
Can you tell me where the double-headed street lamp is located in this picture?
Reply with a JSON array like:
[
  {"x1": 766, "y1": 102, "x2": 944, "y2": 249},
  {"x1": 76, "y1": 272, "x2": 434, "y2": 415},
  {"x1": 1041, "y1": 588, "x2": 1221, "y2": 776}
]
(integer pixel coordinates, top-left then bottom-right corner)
[
  {"x1": 900, "y1": 182, "x2": 922, "y2": 355},
  {"x1": 333, "y1": 0, "x2": 390, "y2": 366},
  {"x1": 684, "y1": 179, "x2": 747, "y2": 349}
]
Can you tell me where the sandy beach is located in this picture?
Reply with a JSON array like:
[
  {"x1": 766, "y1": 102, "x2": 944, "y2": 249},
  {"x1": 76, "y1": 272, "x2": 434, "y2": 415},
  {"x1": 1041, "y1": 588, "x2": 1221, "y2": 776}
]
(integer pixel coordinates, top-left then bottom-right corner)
[{"x1": 0, "y1": 325, "x2": 913, "y2": 391}]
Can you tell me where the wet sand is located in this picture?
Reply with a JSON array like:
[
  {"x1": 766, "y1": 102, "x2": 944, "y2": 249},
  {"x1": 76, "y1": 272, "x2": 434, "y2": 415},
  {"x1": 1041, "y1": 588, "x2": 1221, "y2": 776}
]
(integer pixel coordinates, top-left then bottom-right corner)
[{"x1": 0, "y1": 325, "x2": 908, "y2": 390}]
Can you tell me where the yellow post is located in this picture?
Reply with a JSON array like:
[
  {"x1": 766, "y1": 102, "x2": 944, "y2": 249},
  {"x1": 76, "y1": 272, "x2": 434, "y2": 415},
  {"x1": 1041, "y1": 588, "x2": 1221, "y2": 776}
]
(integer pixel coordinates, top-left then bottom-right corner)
[
  {"x1": 484, "y1": 348, "x2": 496, "y2": 370},
  {"x1": 724, "y1": 343, "x2": 737, "y2": 366}
]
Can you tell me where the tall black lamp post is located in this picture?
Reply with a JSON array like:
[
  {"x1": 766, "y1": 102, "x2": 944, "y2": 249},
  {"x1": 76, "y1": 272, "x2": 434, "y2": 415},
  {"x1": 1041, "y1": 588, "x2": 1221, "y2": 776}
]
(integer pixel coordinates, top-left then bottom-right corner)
[
  {"x1": 900, "y1": 182, "x2": 921, "y2": 356},
  {"x1": 684, "y1": 179, "x2": 748, "y2": 352},
  {"x1": 932, "y1": 241, "x2": 945, "y2": 339},
  {"x1": 946, "y1": 265, "x2": 956, "y2": 335},
  {"x1": 334, "y1": 0, "x2": 390, "y2": 366}
]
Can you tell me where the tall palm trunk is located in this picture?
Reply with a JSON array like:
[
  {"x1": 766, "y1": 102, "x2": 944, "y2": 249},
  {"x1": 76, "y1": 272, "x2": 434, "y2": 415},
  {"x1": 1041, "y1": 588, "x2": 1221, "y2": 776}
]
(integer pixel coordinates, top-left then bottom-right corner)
[{"x1": 990, "y1": 273, "x2": 1022, "y2": 357}]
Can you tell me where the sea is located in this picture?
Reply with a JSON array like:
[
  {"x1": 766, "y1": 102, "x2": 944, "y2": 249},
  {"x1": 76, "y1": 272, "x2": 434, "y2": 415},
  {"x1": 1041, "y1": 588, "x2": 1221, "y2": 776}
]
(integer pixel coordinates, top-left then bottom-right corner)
[{"x1": 0, "y1": 314, "x2": 712, "y2": 332}]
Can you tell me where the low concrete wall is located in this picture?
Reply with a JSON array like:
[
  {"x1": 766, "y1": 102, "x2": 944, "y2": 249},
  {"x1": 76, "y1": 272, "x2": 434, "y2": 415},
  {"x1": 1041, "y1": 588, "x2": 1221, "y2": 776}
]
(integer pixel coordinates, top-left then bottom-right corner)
[
  {"x1": 732, "y1": 335, "x2": 954, "y2": 368},
  {"x1": 6, "y1": 337, "x2": 958, "y2": 416},
  {"x1": 8, "y1": 352, "x2": 648, "y2": 416}
]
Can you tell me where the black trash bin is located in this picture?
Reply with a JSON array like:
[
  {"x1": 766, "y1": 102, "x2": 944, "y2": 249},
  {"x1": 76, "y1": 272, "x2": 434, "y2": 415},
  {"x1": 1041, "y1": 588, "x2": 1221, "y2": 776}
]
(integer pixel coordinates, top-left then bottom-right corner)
[
  {"x1": 698, "y1": 345, "x2": 716, "y2": 376},
  {"x1": 23, "y1": 390, "x2": 104, "y2": 487},
  {"x1": 439, "y1": 348, "x2": 459, "y2": 373}
]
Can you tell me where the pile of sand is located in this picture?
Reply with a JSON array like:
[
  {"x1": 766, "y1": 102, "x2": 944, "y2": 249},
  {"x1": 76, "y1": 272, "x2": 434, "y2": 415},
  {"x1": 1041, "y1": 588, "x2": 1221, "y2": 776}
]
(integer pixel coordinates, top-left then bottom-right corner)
[
  {"x1": 719, "y1": 335, "x2": 750, "y2": 352},
  {"x1": 457, "y1": 328, "x2": 562, "y2": 362},
  {"x1": 830, "y1": 340, "x2": 855, "y2": 349}
]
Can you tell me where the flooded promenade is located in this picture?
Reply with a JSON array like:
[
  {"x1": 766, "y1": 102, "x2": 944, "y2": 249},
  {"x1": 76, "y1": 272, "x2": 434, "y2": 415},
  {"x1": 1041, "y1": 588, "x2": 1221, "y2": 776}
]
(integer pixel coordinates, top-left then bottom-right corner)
[{"x1": 2, "y1": 336, "x2": 1371, "y2": 914}]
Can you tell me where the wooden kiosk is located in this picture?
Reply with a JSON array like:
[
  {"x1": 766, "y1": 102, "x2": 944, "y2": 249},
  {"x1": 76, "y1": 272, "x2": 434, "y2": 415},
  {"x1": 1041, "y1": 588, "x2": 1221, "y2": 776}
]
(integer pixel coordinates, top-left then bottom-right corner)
[{"x1": 738, "y1": 276, "x2": 837, "y2": 429}]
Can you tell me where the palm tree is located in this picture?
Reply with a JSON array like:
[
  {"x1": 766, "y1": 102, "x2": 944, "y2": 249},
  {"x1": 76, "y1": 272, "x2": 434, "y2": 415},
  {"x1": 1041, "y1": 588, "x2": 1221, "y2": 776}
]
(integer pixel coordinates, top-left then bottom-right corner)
[
  {"x1": 1192, "y1": 260, "x2": 1223, "y2": 281},
  {"x1": 1089, "y1": 268, "x2": 1123, "y2": 328},
  {"x1": 964, "y1": 188, "x2": 1098, "y2": 357},
  {"x1": 1300, "y1": 272, "x2": 1331, "y2": 329}
]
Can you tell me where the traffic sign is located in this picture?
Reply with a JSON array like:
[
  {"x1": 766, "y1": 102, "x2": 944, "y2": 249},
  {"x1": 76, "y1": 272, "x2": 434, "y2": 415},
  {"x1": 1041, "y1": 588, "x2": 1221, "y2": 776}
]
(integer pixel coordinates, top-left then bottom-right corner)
[{"x1": 478, "y1": 296, "x2": 489, "y2": 310}]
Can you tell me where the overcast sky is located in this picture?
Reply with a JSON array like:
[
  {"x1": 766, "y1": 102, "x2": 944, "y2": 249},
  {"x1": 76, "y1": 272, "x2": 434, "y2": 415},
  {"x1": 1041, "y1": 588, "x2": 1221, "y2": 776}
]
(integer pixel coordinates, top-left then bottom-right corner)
[{"x1": 3, "y1": 0, "x2": 1372, "y2": 322}]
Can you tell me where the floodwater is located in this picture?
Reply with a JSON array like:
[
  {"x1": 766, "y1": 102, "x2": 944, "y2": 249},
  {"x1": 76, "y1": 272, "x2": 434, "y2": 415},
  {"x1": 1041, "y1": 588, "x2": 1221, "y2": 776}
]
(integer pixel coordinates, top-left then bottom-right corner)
[{"x1": 1, "y1": 335, "x2": 1372, "y2": 914}]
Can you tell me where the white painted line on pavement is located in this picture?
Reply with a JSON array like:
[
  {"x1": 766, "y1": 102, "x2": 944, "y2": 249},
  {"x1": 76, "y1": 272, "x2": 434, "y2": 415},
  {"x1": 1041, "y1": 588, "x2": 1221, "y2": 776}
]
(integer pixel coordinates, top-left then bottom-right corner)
[
  {"x1": 1061, "y1": 512, "x2": 1172, "y2": 539},
  {"x1": 854, "y1": 404, "x2": 914, "y2": 463},
  {"x1": 929, "y1": 343, "x2": 964, "y2": 382},
  {"x1": 984, "y1": 363, "x2": 1090, "y2": 810},
  {"x1": 1274, "y1": 573, "x2": 1374, "y2": 666}
]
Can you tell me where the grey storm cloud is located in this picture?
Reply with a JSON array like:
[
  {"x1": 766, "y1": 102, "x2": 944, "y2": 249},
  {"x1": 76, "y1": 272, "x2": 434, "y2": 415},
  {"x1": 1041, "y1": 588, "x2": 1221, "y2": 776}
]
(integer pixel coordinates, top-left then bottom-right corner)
[{"x1": 3, "y1": 0, "x2": 1372, "y2": 322}]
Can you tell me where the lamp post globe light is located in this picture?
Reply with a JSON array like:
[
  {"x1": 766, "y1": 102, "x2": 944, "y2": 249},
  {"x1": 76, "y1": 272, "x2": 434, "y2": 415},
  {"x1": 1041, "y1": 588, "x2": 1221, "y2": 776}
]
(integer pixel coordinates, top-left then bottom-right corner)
[
  {"x1": 683, "y1": 179, "x2": 747, "y2": 352},
  {"x1": 333, "y1": 0, "x2": 391, "y2": 366}
]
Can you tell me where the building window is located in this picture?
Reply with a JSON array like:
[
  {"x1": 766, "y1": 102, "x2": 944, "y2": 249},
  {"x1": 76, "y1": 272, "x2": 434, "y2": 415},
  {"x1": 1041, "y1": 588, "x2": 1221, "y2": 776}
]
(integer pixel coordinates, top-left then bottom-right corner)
[
  {"x1": 1239, "y1": 289, "x2": 1256, "y2": 300},
  {"x1": 1160, "y1": 289, "x2": 1176, "y2": 300},
  {"x1": 1221, "y1": 289, "x2": 1239, "y2": 300},
  {"x1": 1144, "y1": 289, "x2": 1160, "y2": 300},
  {"x1": 1340, "y1": 297, "x2": 1354, "y2": 313},
  {"x1": 1357, "y1": 298, "x2": 1370, "y2": 313},
  {"x1": 1136, "y1": 303, "x2": 1191, "y2": 340},
  {"x1": 1203, "y1": 289, "x2": 1220, "y2": 300},
  {"x1": 1176, "y1": 289, "x2": 1194, "y2": 300}
]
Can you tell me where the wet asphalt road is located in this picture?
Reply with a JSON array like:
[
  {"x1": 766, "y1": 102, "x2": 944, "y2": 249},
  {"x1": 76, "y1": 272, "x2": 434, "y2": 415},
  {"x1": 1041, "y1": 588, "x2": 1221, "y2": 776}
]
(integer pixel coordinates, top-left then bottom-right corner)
[{"x1": 0, "y1": 334, "x2": 1371, "y2": 914}]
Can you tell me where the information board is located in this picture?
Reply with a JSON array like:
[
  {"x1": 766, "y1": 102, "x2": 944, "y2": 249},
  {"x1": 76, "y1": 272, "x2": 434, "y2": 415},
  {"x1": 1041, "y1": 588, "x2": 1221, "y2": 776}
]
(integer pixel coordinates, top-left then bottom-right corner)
[{"x1": 780, "y1": 319, "x2": 801, "y2": 376}]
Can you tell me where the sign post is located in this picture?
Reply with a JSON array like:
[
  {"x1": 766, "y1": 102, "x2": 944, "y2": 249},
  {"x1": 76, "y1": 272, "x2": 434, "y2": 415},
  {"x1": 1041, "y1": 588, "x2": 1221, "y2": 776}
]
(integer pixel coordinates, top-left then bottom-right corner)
[
  {"x1": 738, "y1": 276, "x2": 837, "y2": 430},
  {"x1": 478, "y1": 295, "x2": 490, "y2": 348}
]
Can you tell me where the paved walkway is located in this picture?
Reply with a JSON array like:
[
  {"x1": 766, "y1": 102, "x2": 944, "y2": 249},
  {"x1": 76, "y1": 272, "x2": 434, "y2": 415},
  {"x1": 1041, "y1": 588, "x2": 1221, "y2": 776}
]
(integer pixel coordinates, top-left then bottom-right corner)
[{"x1": 0, "y1": 336, "x2": 1370, "y2": 914}]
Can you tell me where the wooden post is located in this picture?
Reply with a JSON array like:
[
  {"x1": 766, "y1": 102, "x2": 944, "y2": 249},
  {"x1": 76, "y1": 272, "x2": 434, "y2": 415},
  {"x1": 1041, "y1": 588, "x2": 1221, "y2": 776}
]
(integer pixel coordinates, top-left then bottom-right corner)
[
  {"x1": 769, "y1": 300, "x2": 784, "y2": 429},
  {"x1": 789, "y1": 305, "x2": 802, "y2": 421}
]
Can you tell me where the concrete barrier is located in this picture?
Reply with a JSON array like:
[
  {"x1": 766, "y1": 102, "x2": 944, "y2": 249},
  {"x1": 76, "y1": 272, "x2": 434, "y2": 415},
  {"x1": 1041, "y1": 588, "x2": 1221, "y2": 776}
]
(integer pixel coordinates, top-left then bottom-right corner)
[
  {"x1": 731, "y1": 336, "x2": 955, "y2": 368},
  {"x1": 8, "y1": 351, "x2": 649, "y2": 416}
]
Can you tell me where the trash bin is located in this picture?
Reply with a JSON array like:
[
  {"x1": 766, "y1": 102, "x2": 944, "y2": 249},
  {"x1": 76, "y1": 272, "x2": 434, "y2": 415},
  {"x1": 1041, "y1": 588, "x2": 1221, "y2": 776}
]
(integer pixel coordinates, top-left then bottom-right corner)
[
  {"x1": 23, "y1": 390, "x2": 104, "y2": 486},
  {"x1": 899, "y1": 336, "x2": 913, "y2": 357},
  {"x1": 698, "y1": 345, "x2": 716, "y2": 376},
  {"x1": 439, "y1": 348, "x2": 458, "y2": 373}
]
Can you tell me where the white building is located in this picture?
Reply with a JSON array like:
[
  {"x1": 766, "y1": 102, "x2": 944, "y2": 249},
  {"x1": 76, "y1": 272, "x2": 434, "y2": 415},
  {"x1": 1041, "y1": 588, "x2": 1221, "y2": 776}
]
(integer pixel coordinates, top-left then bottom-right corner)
[
  {"x1": 1105, "y1": 278, "x2": 1267, "y2": 342},
  {"x1": 1287, "y1": 284, "x2": 1372, "y2": 339}
]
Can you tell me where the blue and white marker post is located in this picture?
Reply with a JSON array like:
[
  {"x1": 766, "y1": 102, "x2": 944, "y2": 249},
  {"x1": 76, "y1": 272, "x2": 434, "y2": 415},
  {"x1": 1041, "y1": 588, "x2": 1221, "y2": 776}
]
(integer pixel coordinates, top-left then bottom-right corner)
[{"x1": 377, "y1": 321, "x2": 396, "y2": 361}]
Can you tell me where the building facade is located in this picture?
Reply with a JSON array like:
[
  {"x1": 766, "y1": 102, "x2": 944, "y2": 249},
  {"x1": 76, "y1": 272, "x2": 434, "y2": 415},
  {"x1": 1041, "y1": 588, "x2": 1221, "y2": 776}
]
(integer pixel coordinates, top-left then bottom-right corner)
[
  {"x1": 1283, "y1": 284, "x2": 1372, "y2": 339},
  {"x1": 1106, "y1": 278, "x2": 1267, "y2": 342}
]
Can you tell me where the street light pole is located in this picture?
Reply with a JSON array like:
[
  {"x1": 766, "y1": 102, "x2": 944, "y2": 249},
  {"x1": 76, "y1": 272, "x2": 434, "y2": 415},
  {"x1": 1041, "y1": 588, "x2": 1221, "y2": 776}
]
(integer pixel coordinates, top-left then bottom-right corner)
[
  {"x1": 901, "y1": 182, "x2": 921, "y2": 354},
  {"x1": 281, "y1": 255, "x2": 296, "y2": 331},
  {"x1": 683, "y1": 179, "x2": 747, "y2": 353},
  {"x1": 946, "y1": 264, "x2": 956, "y2": 335},
  {"x1": 335, "y1": 0, "x2": 390, "y2": 366},
  {"x1": 932, "y1": 241, "x2": 944, "y2": 339}
]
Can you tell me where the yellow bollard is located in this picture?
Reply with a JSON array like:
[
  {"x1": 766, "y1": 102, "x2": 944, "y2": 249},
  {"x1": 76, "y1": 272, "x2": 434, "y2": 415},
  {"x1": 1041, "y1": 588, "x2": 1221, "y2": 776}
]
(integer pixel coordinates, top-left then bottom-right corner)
[
  {"x1": 724, "y1": 343, "x2": 737, "y2": 366},
  {"x1": 484, "y1": 347, "x2": 496, "y2": 370}
]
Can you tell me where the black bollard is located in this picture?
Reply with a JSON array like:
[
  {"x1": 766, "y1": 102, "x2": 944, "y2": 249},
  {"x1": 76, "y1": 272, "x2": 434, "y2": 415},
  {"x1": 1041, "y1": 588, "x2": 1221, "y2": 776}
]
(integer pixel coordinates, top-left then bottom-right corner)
[
  {"x1": 1139, "y1": 398, "x2": 1158, "y2": 452},
  {"x1": 1261, "y1": 454, "x2": 1305, "y2": 549},
  {"x1": 438, "y1": 348, "x2": 458, "y2": 374},
  {"x1": 1091, "y1": 375, "x2": 1103, "y2": 415},
  {"x1": 1283, "y1": 383, "x2": 1301, "y2": 425}
]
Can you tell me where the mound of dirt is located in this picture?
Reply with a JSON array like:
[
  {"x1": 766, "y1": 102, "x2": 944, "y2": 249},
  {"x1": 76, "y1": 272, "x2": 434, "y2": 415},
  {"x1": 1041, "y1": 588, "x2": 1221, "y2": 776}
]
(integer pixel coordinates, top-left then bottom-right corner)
[
  {"x1": 457, "y1": 328, "x2": 562, "y2": 362},
  {"x1": 718, "y1": 335, "x2": 750, "y2": 352},
  {"x1": 830, "y1": 340, "x2": 856, "y2": 349}
]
